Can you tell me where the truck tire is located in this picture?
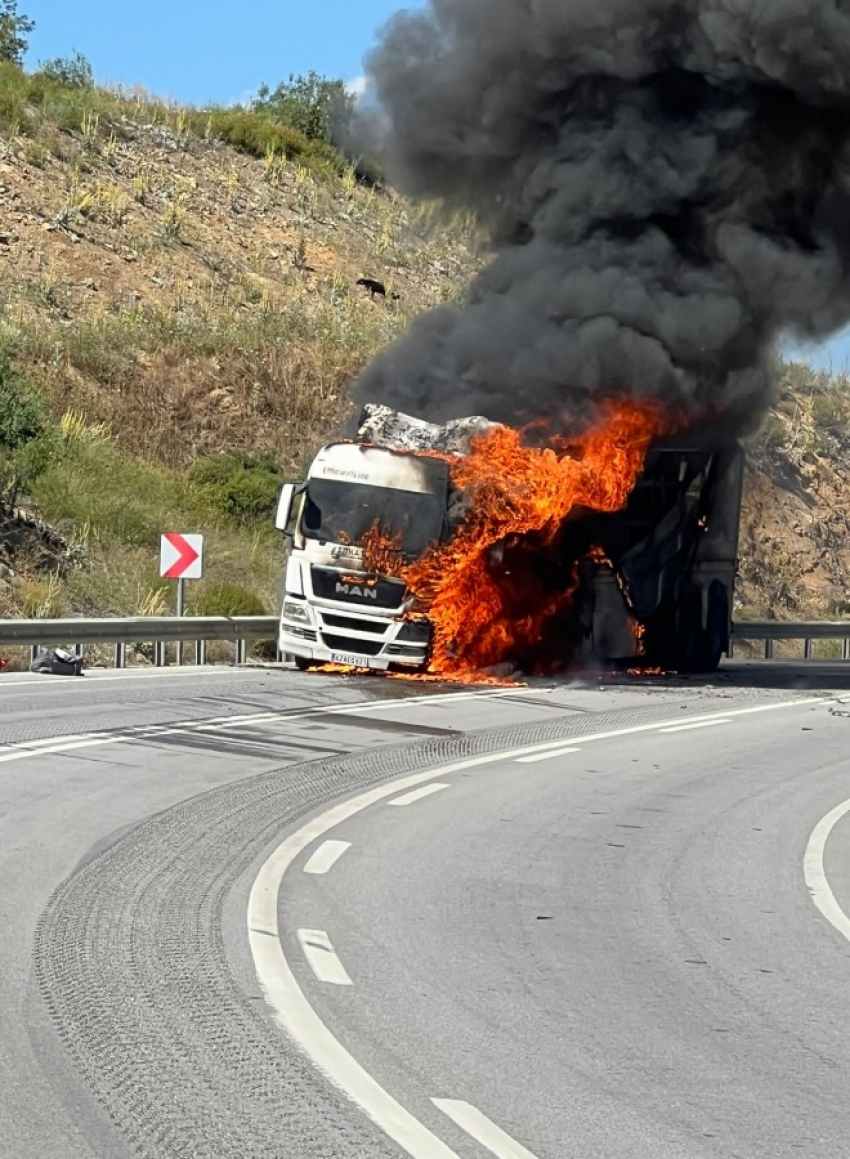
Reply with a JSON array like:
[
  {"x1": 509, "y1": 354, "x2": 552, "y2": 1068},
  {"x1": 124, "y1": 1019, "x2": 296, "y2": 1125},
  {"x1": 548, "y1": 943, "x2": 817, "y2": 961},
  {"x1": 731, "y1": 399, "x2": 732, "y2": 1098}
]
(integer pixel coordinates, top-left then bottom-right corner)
[
  {"x1": 700, "y1": 580, "x2": 729, "y2": 673},
  {"x1": 293, "y1": 656, "x2": 321, "y2": 672},
  {"x1": 677, "y1": 580, "x2": 727, "y2": 674}
]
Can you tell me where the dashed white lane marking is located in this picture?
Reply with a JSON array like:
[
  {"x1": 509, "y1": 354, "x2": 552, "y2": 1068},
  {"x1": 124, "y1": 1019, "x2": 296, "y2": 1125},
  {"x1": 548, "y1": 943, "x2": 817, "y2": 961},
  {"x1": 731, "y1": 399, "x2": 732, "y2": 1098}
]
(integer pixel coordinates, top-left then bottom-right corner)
[
  {"x1": 804, "y1": 797, "x2": 850, "y2": 945},
  {"x1": 0, "y1": 686, "x2": 518, "y2": 766},
  {"x1": 432, "y1": 1099, "x2": 540, "y2": 1159},
  {"x1": 658, "y1": 718, "x2": 732, "y2": 734},
  {"x1": 249, "y1": 694, "x2": 823, "y2": 1159},
  {"x1": 511, "y1": 699, "x2": 825, "y2": 765},
  {"x1": 388, "y1": 783, "x2": 450, "y2": 807},
  {"x1": 304, "y1": 840, "x2": 351, "y2": 876},
  {"x1": 297, "y1": 930, "x2": 354, "y2": 986},
  {"x1": 515, "y1": 746, "x2": 582, "y2": 764}
]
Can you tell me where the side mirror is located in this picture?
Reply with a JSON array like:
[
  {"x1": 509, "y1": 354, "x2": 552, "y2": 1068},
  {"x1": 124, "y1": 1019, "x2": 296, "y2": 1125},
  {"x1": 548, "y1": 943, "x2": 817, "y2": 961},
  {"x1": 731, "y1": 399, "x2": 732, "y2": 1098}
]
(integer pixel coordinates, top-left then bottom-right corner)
[{"x1": 275, "y1": 483, "x2": 304, "y2": 535}]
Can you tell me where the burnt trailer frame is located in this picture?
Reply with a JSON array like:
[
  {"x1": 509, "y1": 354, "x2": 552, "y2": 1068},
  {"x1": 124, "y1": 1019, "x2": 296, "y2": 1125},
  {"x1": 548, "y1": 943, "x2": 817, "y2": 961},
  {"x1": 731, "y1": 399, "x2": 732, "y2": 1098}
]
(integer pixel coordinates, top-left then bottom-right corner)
[{"x1": 578, "y1": 435, "x2": 745, "y2": 673}]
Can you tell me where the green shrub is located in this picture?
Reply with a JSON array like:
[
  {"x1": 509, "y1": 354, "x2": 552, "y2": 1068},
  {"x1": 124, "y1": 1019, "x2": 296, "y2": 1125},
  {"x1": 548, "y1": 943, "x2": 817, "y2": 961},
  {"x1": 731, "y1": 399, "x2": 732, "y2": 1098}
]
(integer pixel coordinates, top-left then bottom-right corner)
[
  {"x1": 11, "y1": 427, "x2": 61, "y2": 487},
  {"x1": 0, "y1": 355, "x2": 46, "y2": 448},
  {"x1": 253, "y1": 71, "x2": 354, "y2": 144},
  {"x1": 811, "y1": 391, "x2": 848, "y2": 435},
  {"x1": 188, "y1": 452, "x2": 282, "y2": 520},
  {"x1": 190, "y1": 581, "x2": 268, "y2": 617},
  {"x1": 222, "y1": 467, "x2": 281, "y2": 519},
  {"x1": 759, "y1": 415, "x2": 788, "y2": 450},
  {"x1": 198, "y1": 107, "x2": 312, "y2": 162},
  {"x1": 36, "y1": 50, "x2": 93, "y2": 89}
]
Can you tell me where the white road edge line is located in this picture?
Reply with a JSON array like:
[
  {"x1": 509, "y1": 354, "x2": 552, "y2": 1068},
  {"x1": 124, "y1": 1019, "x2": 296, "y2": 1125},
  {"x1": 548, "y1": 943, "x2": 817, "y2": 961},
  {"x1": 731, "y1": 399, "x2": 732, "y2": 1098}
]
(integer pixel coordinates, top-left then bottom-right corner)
[
  {"x1": 658, "y1": 718, "x2": 732, "y2": 734},
  {"x1": 304, "y1": 840, "x2": 351, "y2": 876},
  {"x1": 297, "y1": 930, "x2": 354, "y2": 986},
  {"x1": 388, "y1": 783, "x2": 450, "y2": 807},
  {"x1": 804, "y1": 797, "x2": 850, "y2": 944},
  {"x1": 515, "y1": 746, "x2": 582, "y2": 764},
  {"x1": 248, "y1": 694, "x2": 822, "y2": 1159},
  {"x1": 0, "y1": 667, "x2": 244, "y2": 689},
  {"x1": 432, "y1": 1099, "x2": 540, "y2": 1159}
]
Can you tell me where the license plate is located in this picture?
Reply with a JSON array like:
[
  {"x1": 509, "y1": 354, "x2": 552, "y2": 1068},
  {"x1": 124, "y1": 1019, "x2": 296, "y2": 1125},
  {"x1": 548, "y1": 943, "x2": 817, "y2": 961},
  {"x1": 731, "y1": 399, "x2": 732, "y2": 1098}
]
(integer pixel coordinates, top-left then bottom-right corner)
[{"x1": 331, "y1": 652, "x2": 363, "y2": 667}]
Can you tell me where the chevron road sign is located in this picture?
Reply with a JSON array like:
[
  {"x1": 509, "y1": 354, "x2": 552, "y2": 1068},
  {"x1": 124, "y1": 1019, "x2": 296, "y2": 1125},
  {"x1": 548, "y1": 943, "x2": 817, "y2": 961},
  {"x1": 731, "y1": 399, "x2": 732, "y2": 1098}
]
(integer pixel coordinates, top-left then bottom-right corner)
[{"x1": 160, "y1": 533, "x2": 204, "y2": 581}]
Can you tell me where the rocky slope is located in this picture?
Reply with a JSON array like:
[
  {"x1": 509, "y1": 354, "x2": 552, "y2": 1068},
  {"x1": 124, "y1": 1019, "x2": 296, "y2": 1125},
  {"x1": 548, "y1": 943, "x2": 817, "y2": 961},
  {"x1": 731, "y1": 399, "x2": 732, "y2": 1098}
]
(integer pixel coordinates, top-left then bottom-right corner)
[{"x1": 0, "y1": 84, "x2": 847, "y2": 631}]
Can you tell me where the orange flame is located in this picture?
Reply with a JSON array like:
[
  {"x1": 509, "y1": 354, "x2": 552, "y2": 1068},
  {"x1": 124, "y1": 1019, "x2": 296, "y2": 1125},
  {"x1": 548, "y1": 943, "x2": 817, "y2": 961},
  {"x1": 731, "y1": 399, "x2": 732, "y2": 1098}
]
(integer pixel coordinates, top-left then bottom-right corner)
[{"x1": 364, "y1": 398, "x2": 668, "y2": 680}]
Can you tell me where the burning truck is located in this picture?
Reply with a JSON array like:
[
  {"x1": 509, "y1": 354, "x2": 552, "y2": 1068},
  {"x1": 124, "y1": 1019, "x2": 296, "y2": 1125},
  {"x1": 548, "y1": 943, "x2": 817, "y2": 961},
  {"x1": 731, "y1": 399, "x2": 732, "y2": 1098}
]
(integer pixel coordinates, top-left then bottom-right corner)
[
  {"x1": 271, "y1": 0, "x2": 850, "y2": 679},
  {"x1": 274, "y1": 402, "x2": 743, "y2": 679}
]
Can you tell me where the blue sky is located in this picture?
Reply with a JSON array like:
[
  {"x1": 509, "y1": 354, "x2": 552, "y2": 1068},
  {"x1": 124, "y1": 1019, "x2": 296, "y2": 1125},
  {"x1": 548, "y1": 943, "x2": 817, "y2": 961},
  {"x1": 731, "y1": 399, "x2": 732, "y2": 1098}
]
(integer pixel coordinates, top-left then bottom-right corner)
[
  {"x1": 19, "y1": 0, "x2": 850, "y2": 373},
  {"x1": 22, "y1": 0, "x2": 419, "y2": 106}
]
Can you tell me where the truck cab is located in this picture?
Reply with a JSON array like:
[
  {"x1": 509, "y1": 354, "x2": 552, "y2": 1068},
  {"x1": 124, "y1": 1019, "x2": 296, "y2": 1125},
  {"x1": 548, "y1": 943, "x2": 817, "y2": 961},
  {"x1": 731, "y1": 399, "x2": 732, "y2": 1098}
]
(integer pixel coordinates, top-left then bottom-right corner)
[{"x1": 275, "y1": 441, "x2": 448, "y2": 670}]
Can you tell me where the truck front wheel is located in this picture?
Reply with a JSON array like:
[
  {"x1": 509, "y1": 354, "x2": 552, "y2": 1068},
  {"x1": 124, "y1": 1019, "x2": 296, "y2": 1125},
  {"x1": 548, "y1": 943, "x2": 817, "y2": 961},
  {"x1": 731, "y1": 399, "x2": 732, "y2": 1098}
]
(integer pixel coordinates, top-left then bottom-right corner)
[{"x1": 293, "y1": 656, "x2": 321, "y2": 672}]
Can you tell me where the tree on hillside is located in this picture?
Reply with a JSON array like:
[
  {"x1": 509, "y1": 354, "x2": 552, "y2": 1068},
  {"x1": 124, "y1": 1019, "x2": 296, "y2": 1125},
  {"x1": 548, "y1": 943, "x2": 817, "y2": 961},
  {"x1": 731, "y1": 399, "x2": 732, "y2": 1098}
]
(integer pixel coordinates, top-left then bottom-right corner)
[
  {"x1": 252, "y1": 71, "x2": 355, "y2": 145},
  {"x1": 37, "y1": 49, "x2": 94, "y2": 88},
  {"x1": 0, "y1": 0, "x2": 34, "y2": 67}
]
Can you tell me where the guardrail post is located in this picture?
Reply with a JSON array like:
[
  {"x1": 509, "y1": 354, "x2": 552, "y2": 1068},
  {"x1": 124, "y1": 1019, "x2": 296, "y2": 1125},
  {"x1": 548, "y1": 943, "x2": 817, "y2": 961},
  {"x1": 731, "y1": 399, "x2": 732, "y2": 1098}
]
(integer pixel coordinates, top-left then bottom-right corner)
[
  {"x1": 236, "y1": 638, "x2": 247, "y2": 665},
  {"x1": 764, "y1": 638, "x2": 774, "y2": 660},
  {"x1": 844, "y1": 638, "x2": 850, "y2": 661},
  {"x1": 194, "y1": 639, "x2": 206, "y2": 667},
  {"x1": 114, "y1": 641, "x2": 126, "y2": 669},
  {"x1": 153, "y1": 640, "x2": 166, "y2": 667},
  {"x1": 804, "y1": 638, "x2": 813, "y2": 660}
]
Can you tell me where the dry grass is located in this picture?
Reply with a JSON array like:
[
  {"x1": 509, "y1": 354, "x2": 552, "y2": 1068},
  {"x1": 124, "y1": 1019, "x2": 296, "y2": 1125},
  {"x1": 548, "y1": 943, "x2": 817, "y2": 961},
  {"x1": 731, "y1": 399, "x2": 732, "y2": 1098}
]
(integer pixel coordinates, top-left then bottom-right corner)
[{"x1": 0, "y1": 65, "x2": 482, "y2": 620}]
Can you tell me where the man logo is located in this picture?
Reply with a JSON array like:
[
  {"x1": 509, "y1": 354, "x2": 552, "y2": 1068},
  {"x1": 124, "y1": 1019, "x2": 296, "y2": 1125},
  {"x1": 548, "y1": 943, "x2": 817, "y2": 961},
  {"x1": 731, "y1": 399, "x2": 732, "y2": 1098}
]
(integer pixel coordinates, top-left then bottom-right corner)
[{"x1": 335, "y1": 582, "x2": 378, "y2": 600}]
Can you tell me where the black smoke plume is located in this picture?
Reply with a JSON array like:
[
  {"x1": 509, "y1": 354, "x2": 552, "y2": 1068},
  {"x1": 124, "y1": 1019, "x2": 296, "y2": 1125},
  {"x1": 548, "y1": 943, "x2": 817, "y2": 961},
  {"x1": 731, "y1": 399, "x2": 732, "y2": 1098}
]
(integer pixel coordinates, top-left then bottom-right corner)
[{"x1": 351, "y1": 0, "x2": 850, "y2": 433}]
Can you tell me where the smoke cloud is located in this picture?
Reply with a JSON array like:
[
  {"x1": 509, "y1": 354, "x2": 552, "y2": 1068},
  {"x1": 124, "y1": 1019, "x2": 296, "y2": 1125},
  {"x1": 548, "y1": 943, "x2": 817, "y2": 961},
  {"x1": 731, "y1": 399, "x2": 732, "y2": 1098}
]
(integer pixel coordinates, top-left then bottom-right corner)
[{"x1": 350, "y1": 0, "x2": 850, "y2": 433}]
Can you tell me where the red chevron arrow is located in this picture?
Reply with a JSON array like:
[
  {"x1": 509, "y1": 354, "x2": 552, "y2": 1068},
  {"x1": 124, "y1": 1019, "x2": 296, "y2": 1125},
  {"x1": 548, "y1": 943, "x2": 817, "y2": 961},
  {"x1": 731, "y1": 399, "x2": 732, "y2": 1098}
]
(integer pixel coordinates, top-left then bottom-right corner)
[{"x1": 161, "y1": 533, "x2": 201, "y2": 579}]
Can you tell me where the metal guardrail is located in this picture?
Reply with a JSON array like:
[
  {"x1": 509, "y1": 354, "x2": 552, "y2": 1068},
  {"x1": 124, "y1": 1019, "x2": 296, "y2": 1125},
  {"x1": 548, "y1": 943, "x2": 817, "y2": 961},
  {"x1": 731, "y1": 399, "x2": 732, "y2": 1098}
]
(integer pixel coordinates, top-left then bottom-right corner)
[
  {"x1": 0, "y1": 615, "x2": 279, "y2": 668},
  {"x1": 0, "y1": 615, "x2": 848, "y2": 670},
  {"x1": 731, "y1": 620, "x2": 850, "y2": 660}
]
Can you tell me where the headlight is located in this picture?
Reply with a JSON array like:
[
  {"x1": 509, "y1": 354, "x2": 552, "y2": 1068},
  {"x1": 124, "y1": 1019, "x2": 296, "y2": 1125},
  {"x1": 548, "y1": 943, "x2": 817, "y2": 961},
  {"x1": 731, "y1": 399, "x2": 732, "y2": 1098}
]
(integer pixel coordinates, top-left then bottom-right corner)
[{"x1": 283, "y1": 600, "x2": 311, "y2": 623}]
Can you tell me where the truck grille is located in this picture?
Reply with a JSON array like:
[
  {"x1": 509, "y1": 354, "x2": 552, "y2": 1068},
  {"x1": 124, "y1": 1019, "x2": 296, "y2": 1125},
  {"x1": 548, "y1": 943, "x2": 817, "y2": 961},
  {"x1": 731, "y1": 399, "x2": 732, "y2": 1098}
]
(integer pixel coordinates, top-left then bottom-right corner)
[
  {"x1": 321, "y1": 633, "x2": 384, "y2": 656},
  {"x1": 320, "y1": 613, "x2": 387, "y2": 635},
  {"x1": 311, "y1": 567, "x2": 406, "y2": 609}
]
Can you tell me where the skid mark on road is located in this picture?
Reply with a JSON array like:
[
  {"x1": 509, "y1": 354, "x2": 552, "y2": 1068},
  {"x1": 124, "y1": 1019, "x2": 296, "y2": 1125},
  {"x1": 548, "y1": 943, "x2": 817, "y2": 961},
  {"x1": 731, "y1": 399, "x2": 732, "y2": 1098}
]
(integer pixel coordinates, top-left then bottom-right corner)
[
  {"x1": 251, "y1": 694, "x2": 824, "y2": 1159},
  {"x1": 0, "y1": 687, "x2": 516, "y2": 766}
]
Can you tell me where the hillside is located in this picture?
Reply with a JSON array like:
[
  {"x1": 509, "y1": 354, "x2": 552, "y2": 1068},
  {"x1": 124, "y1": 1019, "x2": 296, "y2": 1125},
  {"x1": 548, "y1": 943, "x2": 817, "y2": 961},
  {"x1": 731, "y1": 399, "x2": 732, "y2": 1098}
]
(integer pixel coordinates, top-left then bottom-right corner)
[
  {"x1": 0, "y1": 68, "x2": 848, "y2": 641},
  {"x1": 737, "y1": 363, "x2": 850, "y2": 624},
  {"x1": 0, "y1": 69, "x2": 481, "y2": 621}
]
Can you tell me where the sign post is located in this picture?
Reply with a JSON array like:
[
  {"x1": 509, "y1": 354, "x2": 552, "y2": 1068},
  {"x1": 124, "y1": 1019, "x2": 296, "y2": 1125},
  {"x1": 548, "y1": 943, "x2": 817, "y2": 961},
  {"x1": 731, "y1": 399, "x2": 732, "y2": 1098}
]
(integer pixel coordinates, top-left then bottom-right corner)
[{"x1": 159, "y1": 533, "x2": 204, "y2": 666}]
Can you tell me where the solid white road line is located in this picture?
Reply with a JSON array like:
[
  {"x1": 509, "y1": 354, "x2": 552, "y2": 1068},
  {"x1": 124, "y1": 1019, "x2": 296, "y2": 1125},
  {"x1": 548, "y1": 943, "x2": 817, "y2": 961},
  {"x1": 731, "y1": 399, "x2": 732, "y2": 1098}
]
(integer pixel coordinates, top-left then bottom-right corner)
[
  {"x1": 388, "y1": 784, "x2": 450, "y2": 807},
  {"x1": 432, "y1": 1099, "x2": 540, "y2": 1159},
  {"x1": 0, "y1": 686, "x2": 518, "y2": 767},
  {"x1": 248, "y1": 694, "x2": 824, "y2": 1159},
  {"x1": 658, "y1": 718, "x2": 732, "y2": 734},
  {"x1": 0, "y1": 667, "x2": 244, "y2": 689},
  {"x1": 804, "y1": 797, "x2": 850, "y2": 945},
  {"x1": 304, "y1": 840, "x2": 352, "y2": 876},
  {"x1": 515, "y1": 746, "x2": 582, "y2": 764},
  {"x1": 297, "y1": 930, "x2": 354, "y2": 986}
]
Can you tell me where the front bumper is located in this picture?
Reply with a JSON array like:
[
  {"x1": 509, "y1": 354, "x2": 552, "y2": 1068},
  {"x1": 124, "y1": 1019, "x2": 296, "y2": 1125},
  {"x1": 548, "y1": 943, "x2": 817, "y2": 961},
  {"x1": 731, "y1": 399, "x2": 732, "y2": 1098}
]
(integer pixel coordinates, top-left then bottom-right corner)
[{"x1": 279, "y1": 605, "x2": 431, "y2": 671}]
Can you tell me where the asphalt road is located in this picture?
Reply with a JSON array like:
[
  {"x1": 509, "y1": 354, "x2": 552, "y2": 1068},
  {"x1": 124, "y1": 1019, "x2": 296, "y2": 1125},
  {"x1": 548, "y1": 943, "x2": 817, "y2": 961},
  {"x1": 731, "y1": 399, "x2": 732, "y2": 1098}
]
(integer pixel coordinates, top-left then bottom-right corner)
[{"x1": 2, "y1": 661, "x2": 850, "y2": 1157}]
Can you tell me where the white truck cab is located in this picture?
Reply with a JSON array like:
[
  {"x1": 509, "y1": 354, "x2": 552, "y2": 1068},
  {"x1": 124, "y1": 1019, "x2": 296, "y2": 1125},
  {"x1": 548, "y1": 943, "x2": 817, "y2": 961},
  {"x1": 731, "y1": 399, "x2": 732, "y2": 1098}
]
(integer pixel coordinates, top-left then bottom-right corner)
[{"x1": 275, "y1": 440, "x2": 449, "y2": 671}]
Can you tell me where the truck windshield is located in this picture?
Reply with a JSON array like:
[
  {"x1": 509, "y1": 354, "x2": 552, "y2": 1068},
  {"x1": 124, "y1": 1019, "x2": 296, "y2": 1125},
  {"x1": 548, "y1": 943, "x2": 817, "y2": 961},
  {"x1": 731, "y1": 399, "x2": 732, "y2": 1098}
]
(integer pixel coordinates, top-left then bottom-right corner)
[{"x1": 301, "y1": 480, "x2": 444, "y2": 559}]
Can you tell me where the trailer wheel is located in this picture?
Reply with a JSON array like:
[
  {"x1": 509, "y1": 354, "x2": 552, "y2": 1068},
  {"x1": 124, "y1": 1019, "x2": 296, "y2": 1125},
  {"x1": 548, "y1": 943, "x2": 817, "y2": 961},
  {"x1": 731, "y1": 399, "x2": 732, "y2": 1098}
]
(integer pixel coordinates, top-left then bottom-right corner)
[
  {"x1": 701, "y1": 580, "x2": 729, "y2": 673},
  {"x1": 678, "y1": 581, "x2": 727, "y2": 674}
]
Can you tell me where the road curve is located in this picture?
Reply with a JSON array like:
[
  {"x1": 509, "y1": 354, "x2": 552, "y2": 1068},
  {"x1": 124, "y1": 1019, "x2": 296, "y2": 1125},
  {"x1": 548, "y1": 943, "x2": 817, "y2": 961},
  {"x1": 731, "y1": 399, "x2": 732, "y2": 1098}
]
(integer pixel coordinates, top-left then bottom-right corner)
[
  {"x1": 2, "y1": 662, "x2": 848, "y2": 1157},
  {"x1": 274, "y1": 694, "x2": 850, "y2": 1158}
]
